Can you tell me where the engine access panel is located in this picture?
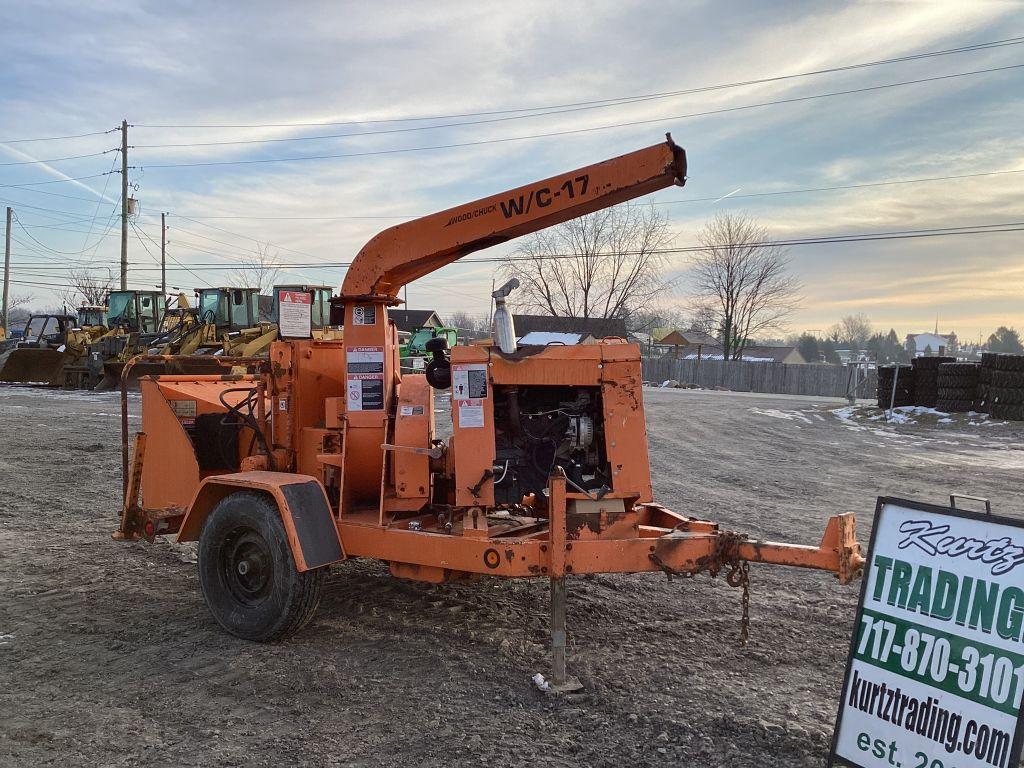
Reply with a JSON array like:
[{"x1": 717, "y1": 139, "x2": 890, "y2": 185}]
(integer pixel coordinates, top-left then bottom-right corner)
[{"x1": 449, "y1": 342, "x2": 653, "y2": 509}]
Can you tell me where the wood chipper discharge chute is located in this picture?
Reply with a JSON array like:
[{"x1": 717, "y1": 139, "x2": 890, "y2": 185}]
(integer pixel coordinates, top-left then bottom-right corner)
[{"x1": 117, "y1": 135, "x2": 864, "y2": 688}]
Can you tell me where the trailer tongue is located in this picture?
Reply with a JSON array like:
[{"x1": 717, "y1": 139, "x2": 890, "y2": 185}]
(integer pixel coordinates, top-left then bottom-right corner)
[{"x1": 116, "y1": 135, "x2": 863, "y2": 686}]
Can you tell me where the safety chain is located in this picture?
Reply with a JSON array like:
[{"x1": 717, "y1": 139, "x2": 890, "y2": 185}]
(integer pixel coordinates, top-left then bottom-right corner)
[
  {"x1": 727, "y1": 560, "x2": 751, "y2": 646},
  {"x1": 650, "y1": 530, "x2": 751, "y2": 645}
]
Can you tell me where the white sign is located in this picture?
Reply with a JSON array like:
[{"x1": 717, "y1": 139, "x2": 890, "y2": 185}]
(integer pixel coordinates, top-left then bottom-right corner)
[
  {"x1": 452, "y1": 363, "x2": 488, "y2": 400},
  {"x1": 457, "y1": 398, "x2": 484, "y2": 428},
  {"x1": 278, "y1": 290, "x2": 312, "y2": 338},
  {"x1": 347, "y1": 346, "x2": 384, "y2": 373},
  {"x1": 830, "y1": 498, "x2": 1024, "y2": 768}
]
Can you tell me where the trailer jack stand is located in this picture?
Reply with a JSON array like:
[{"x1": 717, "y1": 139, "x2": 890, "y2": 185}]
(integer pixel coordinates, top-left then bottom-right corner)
[{"x1": 546, "y1": 576, "x2": 583, "y2": 694}]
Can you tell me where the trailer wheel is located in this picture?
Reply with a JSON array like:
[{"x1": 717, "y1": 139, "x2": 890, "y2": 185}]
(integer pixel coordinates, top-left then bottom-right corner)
[{"x1": 198, "y1": 491, "x2": 324, "y2": 642}]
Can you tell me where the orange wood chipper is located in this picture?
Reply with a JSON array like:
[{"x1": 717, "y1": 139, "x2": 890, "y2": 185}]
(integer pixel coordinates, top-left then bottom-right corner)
[{"x1": 116, "y1": 134, "x2": 863, "y2": 689}]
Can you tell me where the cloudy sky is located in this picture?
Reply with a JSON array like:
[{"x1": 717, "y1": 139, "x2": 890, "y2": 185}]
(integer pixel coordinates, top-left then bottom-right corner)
[{"x1": 1, "y1": 0, "x2": 1021, "y2": 340}]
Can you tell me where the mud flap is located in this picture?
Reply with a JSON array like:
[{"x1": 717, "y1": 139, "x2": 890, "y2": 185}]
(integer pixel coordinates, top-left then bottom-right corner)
[{"x1": 280, "y1": 481, "x2": 343, "y2": 569}]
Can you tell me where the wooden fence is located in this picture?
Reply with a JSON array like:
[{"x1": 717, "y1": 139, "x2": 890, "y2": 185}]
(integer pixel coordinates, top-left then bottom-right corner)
[{"x1": 642, "y1": 357, "x2": 876, "y2": 399}]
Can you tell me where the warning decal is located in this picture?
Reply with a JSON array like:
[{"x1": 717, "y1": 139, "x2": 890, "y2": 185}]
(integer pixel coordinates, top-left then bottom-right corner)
[
  {"x1": 347, "y1": 346, "x2": 384, "y2": 374},
  {"x1": 352, "y1": 305, "x2": 376, "y2": 325},
  {"x1": 347, "y1": 374, "x2": 384, "y2": 411},
  {"x1": 278, "y1": 290, "x2": 312, "y2": 338},
  {"x1": 452, "y1": 363, "x2": 488, "y2": 400},
  {"x1": 169, "y1": 399, "x2": 197, "y2": 419},
  {"x1": 457, "y1": 398, "x2": 484, "y2": 428}
]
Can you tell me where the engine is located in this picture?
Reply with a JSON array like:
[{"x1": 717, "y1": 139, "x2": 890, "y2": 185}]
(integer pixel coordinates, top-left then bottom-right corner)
[{"x1": 490, "y1": 385, "x2": 609, "y2": 508}]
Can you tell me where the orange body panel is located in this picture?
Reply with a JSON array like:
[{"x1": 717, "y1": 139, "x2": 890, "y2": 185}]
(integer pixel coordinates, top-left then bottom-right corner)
[
  {"x1": 389, "y1": 374, "x2": 434, "y2": 504},
  {"x1": 139, "y1": 376, "x2": 261, "y2": 513},
  {"x1": 449, "y1": 342, "x2": 653, "y2": 508},
  {"x1": 337, "y1": 303, "x2": 396, "y2": 507}
]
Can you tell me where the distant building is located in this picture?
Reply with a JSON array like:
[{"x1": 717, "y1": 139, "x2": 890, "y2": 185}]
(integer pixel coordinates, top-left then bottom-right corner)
[
  {"x1": 649, "y1": 328, "x2": 720, "y2": 358},
  {"x1": 905, "y1": 331, "x2": 957, "y2": 356},
  {"x1": 680, "y1": 344, "x2": 807, "y2": 364},
  {"x1": 390, "y1": 309, "x2": 444, "y2": 334},
  {"x1": 835, "y1": 349, "x2": 873, "y2": 365}
]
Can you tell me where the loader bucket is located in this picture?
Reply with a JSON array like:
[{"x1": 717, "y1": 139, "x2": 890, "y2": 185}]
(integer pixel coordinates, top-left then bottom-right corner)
[
  {"x1": 0, "y1": 347, "x2": 70, "y2": 386},
  {"x1": 95, "y1": 356, "x2": 229, "y2": 391}
]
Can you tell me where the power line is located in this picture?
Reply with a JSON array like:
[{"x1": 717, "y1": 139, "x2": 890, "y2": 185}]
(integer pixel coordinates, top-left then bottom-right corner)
[
  {"x1": 0, "y1": 185, "x2": 117, "y2": 204},
  {"x1": 131, "y1": 167, "x2": 1019, "y2": 221},
  {"x1": 132, "y1": 220, "x2": 211, "y2": 287},
  {"x1": 5, "y1": 34, "x2": 1018, "y2": 153},
  {"x1": 4, "y1": 163, "x2": 1021, "y2": 276},
  {"x1": 132, "y1": 36, "x2": 1024, "y2": 130},
  {"x1": 0, "y1": 149, "x2": 117, "y2": 168},
  {"x1": 135, "y1": 64, "x2": 1024, "y2": 169},
  {"x1": 78, "y1": 151, "x2": 123, "y2": 270},
  {"x1": 13, "y1": 220, "x2": 1021, "y2": 272},
  {"x1": 0, "y1": 173, "x2": 112, "y2": 188},
  {"x1": 11, "y1": 213, "x2": 116, "y2": 257},
  {"x1": 0, "y1": 128, "x2": 118, "y2": 145},
  {"x1": 135, "y1": 50, "x2": 1024, "y2": 151}
]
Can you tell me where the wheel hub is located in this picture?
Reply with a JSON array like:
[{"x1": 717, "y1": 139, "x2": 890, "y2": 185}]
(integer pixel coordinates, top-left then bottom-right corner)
[{"x1": 221, "y1": 528, "x2": 274, "y2": 605}]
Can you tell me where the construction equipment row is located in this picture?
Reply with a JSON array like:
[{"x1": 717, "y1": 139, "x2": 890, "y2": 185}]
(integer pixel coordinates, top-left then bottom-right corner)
[{"x1": 0, "y1": 285, "x2": 337, "y2": 390}]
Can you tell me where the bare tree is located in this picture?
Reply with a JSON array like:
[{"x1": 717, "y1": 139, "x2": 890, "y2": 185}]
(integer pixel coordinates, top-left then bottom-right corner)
[
  {"x1": 231, "y1": 242, "x2": 281, "y2": 294},
  {"x1": 497, "y1": 202, "x2": 673, "y2": 320},
  {"x1": 685, "y1": 303, "x2": 719, "y2": 337},
  {"x1": 2, "y1": 293, "x2": 34, "y2": 330},
  {"x1": 7, "y1": 293, "x2": 34, "y2": 311},
  {"x1": 829, "y1": 313, "x2": 873, "y2": 349},
  {"x1": 59, "y1": 270, "x2": 114, "y2": 307},
  {"x1": 687, "y1": 212, "x2": 801, "y2": 359},
  {"x1": 445, "y1": 310, "x2": 484, "y2": 333}
]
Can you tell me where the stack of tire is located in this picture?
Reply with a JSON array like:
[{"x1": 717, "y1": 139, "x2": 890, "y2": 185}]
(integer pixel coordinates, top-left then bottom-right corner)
[
  {"x1": 911, "y1": 356, "x2": 955, "y2": 408},
  {"x1": 936, "y1": 362, "x2": 980, "y2": 413},
  {"x1": 986, "y1": 354, "x2": 1024, "y2": 421},
  {"x1": 976, "y1": 353, "x2": 998, "y2": 413},
  {"x1": 876, "y1": 365, "x2": 914, "y2": 408}
]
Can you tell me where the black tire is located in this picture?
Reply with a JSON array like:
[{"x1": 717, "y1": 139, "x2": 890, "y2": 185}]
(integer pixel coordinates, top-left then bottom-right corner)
[
  {"x1": 1002, "y1": 355, "x2": 1024, "y2": 372},
  {"x1": 912, "y1": 356, "x2": 955, "y2": 370},
  {"x1": 937, "y1": 373, "x2": 979, "y2": 389},
  {"x1": 198, "y1": 491, "x2": 324, "y2": 642},
  {"x1": 936, "y1": 399, "x2": 974, "y2": 413},
  {"x1": 990, "y1": 386, "x2": 1024, "y2": 406},
  {"x1": 990, "y1": 370, "x2": 1024, "y2": 389},
  {"x1": 991, "y1": 403, "x2": 1024, "y2": 421}
]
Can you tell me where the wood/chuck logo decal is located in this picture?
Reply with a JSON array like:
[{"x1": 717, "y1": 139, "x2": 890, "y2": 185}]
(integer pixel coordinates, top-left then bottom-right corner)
[{"x1": 444, "y1": 175, "x2": 590, "y2": 227}]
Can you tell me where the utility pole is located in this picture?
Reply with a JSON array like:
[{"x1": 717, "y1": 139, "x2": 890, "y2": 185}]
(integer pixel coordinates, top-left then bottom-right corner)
[
  {"x1": 160, "y1": 212, "x2": 167, "y2": 296},
  {"x1": 120, "y1": 119, "x2": 128, "y2": 291},
  {"x1": 2, "y1": 206, "x2": 11, "y2": 332}
]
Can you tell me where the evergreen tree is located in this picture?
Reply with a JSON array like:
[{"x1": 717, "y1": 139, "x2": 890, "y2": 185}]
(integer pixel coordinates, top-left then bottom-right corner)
[{"x1": 797, "y1": 333, "x2": 821, "y2": 363}]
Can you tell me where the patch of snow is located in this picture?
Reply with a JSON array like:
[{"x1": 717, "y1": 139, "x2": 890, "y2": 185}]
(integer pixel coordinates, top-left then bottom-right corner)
[
  {"x1": 531, "y1": 673, "x2": 550, "y2": 691},
  {"x1": 749, "y1": 408, "x2": 812, "y2": 424},
  {"x1": 831, "y1": 406, "x2": 857, "y2": 423}
]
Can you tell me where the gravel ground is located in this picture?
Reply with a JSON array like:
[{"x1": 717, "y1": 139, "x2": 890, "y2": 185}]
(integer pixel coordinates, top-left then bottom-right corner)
[{"x1": 2, "y1": 386, "x2": 1023, "y2": 767}]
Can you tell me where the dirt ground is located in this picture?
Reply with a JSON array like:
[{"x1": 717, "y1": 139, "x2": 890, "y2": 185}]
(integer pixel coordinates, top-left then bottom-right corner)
[{"x1": 2, "y1": 386, "x2": 1023, "y2": 767}]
